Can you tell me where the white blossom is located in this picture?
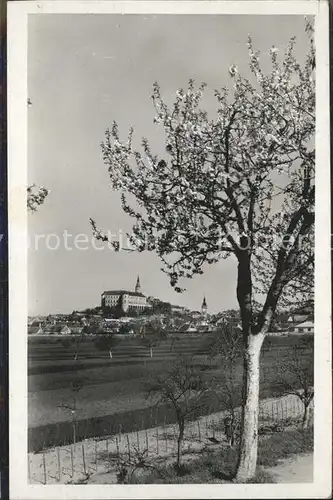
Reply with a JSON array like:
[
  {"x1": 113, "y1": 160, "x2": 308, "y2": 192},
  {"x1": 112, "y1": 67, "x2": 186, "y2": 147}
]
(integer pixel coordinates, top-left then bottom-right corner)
[{"x1": 228, "y1": 64, "x2": 238, "y2": 77}]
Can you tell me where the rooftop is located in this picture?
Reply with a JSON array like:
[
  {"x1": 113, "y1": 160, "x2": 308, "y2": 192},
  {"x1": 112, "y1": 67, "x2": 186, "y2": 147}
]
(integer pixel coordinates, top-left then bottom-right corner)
[
  {"x1": 295, "y1": 320, "x2": 314, "y2": 328},
  {"x1": 102, "y1": 290, "x2": 145, "y2": 297}
]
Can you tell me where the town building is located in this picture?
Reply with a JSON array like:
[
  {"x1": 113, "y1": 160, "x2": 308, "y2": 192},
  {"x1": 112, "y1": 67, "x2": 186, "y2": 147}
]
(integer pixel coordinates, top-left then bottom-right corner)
[
  {"x1": 101, "y1": 276, "x2": 148, "y2": 314},
  {"x1": 28, "y1": 326, "x2": 44, "y2": 335},
  {"x1": 81, "y1": 325, "x2": 104, "y2": 335},
  {"x1": 170, "y1": 305, "x2": 189, "y2": 314},
  {"x1": 28, "y1": 316, "x2": 45, "y2": 327},
  {"x1": 287, "y1": 313, "x2": 309, "y2": 325},
  {"x1": 292, "y1": 320, "x2": 314, "y2": 335},
  {"x1": 40, "y1": 325, "x2": 71, "y2": 335}
]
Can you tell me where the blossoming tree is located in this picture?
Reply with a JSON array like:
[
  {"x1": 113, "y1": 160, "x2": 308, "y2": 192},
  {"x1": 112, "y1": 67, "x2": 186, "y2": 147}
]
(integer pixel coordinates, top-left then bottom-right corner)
[
  {"x1": 93, "y1": 23, "x2": 315, "y2": 480},
  {"x1": 27, "y1": 100, "x2": 50, "y2": 213},
  {"x1": 27, "y1": 184, "x2": 49, "y2": 213}
]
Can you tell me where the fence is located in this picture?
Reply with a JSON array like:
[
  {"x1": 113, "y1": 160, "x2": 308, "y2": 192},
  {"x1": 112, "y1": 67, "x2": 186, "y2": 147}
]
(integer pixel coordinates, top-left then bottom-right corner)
[{"x1": 28, "y1": 393, "x2": 313, "y2": 485}]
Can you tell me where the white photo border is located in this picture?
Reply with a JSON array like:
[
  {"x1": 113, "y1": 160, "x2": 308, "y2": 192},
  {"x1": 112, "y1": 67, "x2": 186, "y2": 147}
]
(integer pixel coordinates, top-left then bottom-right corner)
[{"x1": 7, "y1": 1, "x2": 331, "y2": 498}]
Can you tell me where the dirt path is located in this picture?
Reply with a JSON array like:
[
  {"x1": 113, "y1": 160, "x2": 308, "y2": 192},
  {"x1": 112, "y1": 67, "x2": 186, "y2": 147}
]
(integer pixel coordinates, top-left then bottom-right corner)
[{"x1": 264, "y1": 453, "x2": 313, "y2": 483}]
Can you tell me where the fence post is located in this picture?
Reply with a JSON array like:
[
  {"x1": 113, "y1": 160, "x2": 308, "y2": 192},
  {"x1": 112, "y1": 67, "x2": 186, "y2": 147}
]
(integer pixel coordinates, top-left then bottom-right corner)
[
  {"x1": 191, "y1": 421, "x2": 195, "y2": 440},
  {"x1": 205, "y1": 416, "x2": 208, "y2": 437},
  {"x1": 145, "y1": 430, "x2": 149, "y2": 452},
  {"x1": 116, "y1": 436, "x2": 120, "y2": 457},
  {"x1": 161, "y1": 422, "x2": 165, "y2": 449},
  {"x1": 82, "y1": 442, "x2": 86, "y2": 476},
  {"x1": 283, "y1": 399, "x2": 286, "y2": 420},
  {"x1": 119, "y1": 424, "x2": 122, "y2": 441},
  {"x1": 106, "y1": 438, "x2": 109, "y2": 455},
  {"x1": 126, "y1": 434, "x2": 131, "y2": 461},
  {"x1": 156, "y1": 428, "x2": 159, "y2": 454},
  {"x1": 136, "y1": 429, "x2": 140, "y2": 452},
  {"x1": 70, "y1": 444, "x2": 74, "y2": 478},
  {"x1": 95, "y1": 440, "x2": 98, "y2": 471},
  {"x1": 197, "y1": 420, "x2": 201, "y2": 441},
  {"x1": 212, "y1": 419, "x2": 215, "y2": 439},
  {"x1": 42, "y1": 450, "x2": 47, "y2": 485},
  {"x1": 56, "y1": 447, "x2": 61, "y2": 482}
]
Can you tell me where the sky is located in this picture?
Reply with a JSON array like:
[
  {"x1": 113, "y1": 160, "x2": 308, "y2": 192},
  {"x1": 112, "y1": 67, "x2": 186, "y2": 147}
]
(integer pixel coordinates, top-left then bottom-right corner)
[{"x1": 28, "y1": 13, "x2": 310, "y2": 316}]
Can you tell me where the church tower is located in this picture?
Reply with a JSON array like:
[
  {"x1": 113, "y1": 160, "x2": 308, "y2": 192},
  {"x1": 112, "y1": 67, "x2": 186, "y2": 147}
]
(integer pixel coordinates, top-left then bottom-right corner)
[
  {"x1": 201, "y1": 296, "x2": 207, "y2": 317},
  {"x1": 135, "y1": 275, "x2": 142, "y2": 294}
]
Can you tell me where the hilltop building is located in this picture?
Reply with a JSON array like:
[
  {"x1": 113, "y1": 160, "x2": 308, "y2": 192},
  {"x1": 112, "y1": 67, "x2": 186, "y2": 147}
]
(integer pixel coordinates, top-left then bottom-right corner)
[{"x1": 101, "y1": 276, "x2": 148, "y2": 314}]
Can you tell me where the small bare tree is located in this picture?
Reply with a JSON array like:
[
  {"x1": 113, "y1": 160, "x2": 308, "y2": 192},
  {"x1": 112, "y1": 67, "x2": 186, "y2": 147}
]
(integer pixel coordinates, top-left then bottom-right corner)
[
  {"x1": 114, "y1": 446, "x2": 163, "y2": 484},
  {"x1": 277, "y1": 339, "x2": 314, "y2": 428},
  {"x1": 72, "y1": 332, "x2": 86, "y2": 361},
  {"x1": 146, "y1": 356, "x2": 210, "y2": 472},
  {"x1": 58, "y1": 381, "x2": 83, "y2": 446},
  {"x1": 169, "y1": 335, "x2": 180, "y2": 353},
  {"x1": 59, "y1": 333, "x2": 85, "y2": 444},
  {"x1": 209, "y1": 324, "x2": 243, "y2": 447},
  {"x1": 141, "y1": 319, "x2": 165, "y2": 358},
  {"x1": 208, "y1": 323, "x2": 243, "y2": 364},
  {"x1": 94, "y1": 334, "x2": 118, "y2": 359}
]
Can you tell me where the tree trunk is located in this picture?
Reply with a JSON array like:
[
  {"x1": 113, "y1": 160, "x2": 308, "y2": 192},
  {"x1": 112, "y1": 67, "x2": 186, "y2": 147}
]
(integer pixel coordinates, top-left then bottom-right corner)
[
  {"x1": 302, "y1": 403, "x2": 310, "y2": 429},
  {"x1": 72, "y1": 418, "x2": 76, "y2": 446},
  {"x1": 236, "y1": 332, "x2": 265, "y2": 482},
  {"x1": 176, "y1": 423, "x2": 184, "y2": 472}
]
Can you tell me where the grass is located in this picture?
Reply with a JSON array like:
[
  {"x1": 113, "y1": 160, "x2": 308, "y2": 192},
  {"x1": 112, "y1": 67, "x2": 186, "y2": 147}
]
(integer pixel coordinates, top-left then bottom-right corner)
[
  {"x1": 257, "y1": 426, "x2": 313, "y2": 467},
  {"x1": 29, "y1": 358, "x2": 221, "y2": 390},
  {"x1": 28, "y1": 335, "x2": 313, "y2": 451},
  {"x1": 128, "y1": 427, "x2": 313, "y2": 484}
]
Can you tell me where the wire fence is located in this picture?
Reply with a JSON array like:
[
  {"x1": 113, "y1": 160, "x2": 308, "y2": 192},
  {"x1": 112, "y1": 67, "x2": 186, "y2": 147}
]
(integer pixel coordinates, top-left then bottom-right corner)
[{"x1": 28, "y1": 393, "x2": 313, "y2": 484}]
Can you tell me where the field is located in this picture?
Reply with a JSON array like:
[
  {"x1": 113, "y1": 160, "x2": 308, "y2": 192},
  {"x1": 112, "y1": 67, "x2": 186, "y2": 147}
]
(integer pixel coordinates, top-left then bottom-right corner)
[{"x1": 28, "y1": 333, "x2": 313, "y2": 452}]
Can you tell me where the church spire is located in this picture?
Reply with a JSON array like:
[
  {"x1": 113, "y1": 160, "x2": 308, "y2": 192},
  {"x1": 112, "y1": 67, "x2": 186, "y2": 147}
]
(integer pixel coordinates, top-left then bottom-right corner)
[
  {"x1": 201, "y1": 296, "x2": 207, "y2": 316},
  {"x1": 135, "y1": 275, "x2": 142, "y2": 294}
]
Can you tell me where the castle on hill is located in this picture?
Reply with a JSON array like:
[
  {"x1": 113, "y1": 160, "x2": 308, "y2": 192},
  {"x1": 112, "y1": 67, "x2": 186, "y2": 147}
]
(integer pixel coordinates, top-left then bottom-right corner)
[
  {"x1": 101, "y1": 277, "x2": 208, "y2": 317},
  {"x1": 101, "y1": 276, "x2": 149, "y2": 313}
]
